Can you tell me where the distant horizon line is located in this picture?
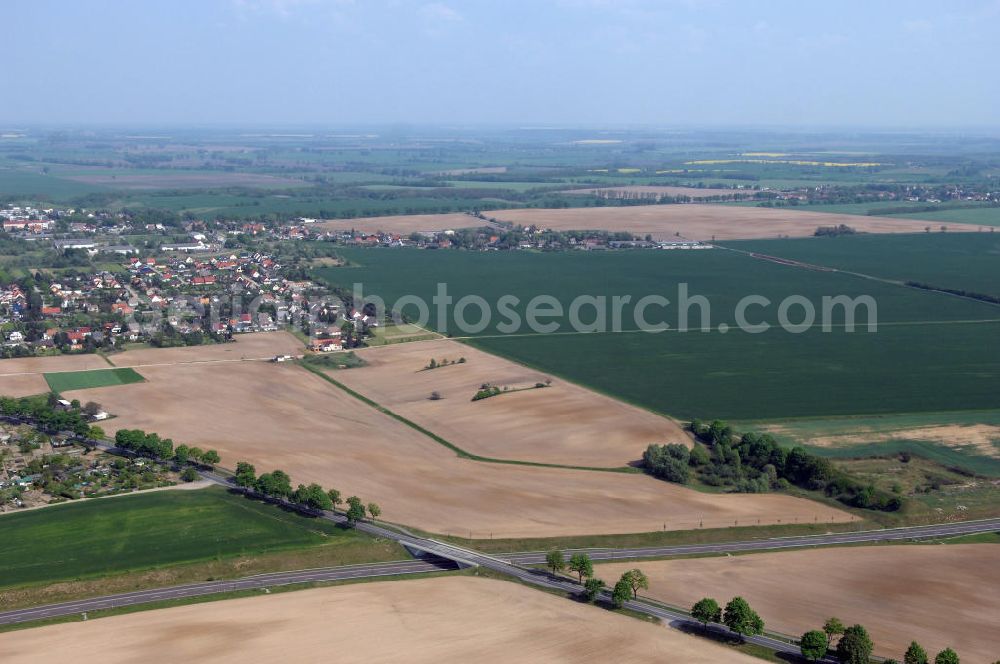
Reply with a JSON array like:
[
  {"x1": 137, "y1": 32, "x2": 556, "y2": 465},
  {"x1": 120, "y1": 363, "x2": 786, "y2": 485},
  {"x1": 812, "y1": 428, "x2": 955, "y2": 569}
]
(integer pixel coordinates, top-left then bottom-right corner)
[{"x1": 3, "y1": 122, "x2": 1000, "y2": 136}]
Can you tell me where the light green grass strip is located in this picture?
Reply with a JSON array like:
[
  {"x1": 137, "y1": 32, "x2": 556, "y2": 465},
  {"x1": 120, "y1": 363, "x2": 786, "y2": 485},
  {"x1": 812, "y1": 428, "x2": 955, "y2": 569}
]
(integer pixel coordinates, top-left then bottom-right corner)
[{"x1": 43, "y1": 367, "x2": 145, "y2": 394}]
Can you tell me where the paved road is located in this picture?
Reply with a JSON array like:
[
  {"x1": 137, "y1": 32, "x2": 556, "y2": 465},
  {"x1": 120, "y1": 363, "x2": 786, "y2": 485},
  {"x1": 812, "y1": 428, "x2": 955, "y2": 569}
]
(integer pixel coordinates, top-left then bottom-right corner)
[
  {"x1": 504, "y1": 517, "x2": 1000, "y2": 565},
  {"x1": 0, "y1": 558, "x2": 457, "y2": 626},
  {"x1": 4, "y1": 440, "x2": 998, "y2": 660}
]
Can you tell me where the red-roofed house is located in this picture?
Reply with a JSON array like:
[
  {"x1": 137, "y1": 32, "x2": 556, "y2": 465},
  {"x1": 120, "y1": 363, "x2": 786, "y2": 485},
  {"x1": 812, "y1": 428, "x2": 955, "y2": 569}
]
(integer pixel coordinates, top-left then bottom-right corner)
[{"x1": 310, "y1": 337, "x2": 343, "y2": 352}]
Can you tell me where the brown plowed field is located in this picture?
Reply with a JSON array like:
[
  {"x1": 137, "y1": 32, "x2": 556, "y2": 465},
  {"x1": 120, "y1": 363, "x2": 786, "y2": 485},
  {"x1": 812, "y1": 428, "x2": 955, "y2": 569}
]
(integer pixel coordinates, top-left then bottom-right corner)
[
  {"x1": 65, "y1": 344, "x2": 852, "y2": 538},
  {"x1": 106, "y1": 332, "x2": 304, "y2": 367},
  {"x1": 485, "y1": 205, "x2": 978, "y2": 240},
  {"x1": 562, "y1": 185, "x2": 750, "y2": 198},
  {"x1": 0, "y1": 354, "x2": 113, "y2": 397},
  {"x1": 316, "y1": 213, "x2": 489, "y2": 236},
  {"x1": 596, "y1": 544, "x2": 1000, "y2": 663},
  {"x1": 336, "y1": 339, "x2": 686, "y2": 467},
  {"x1": 0, "y1": 577, "x2": 763, "y2": 664}
]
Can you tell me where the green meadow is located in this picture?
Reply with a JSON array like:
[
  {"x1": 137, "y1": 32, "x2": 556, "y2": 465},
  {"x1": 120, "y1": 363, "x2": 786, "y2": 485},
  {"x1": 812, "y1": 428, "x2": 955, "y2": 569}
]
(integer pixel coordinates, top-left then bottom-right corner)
[{"x1": 0, "y1": 487, "x2": 380, "y2": 588}]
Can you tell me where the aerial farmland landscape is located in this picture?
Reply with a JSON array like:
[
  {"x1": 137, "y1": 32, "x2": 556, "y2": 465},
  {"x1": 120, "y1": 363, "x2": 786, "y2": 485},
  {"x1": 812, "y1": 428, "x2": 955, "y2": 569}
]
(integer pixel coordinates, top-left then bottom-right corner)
[{"x1": 1, "y1": 1, "x2": 999, "y2": 663}]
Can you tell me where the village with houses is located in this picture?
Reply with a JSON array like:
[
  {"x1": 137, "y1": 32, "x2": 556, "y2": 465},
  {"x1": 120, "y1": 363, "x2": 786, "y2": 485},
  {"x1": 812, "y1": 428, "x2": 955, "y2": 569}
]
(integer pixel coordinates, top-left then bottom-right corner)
[
  {"x1": 0, "y1": 200, "x2": 721, "y2": 361},
  {"x1": 0, "y1": 203, "x2": 384, "y2": 357}
]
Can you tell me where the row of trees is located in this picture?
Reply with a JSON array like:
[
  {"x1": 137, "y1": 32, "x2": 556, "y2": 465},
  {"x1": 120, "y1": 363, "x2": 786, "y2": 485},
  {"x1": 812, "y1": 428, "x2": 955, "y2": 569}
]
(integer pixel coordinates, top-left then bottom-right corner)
[
  {"x1": 641, "y1": 419, "x2": 902, "y2": 512},
  {"x1": 0, "y1": 397, "x2": 220, "y2": 483},
  {"x1": 906, "y1": 280, "x2": 1000, "y2": 306},
  {"x1": 800, "y1": 618, "x2": 966, "y2": 664},
  {"x1": 544, "y1": 550, "x2": 649, "y2": 609},
  {"x1": 543, "y1": 550, "x2": 974, "y2": 664},
  {"x1": 114, "y1": 429, "x2": 174, "y2": 460},
  {"x1": 690, "y1": 596, "x2": 765, "y2": 640},
  {"x1": 114, "y1": 429, "x2": 220, "y2": 467},
  {"x1": 544, "y1": 550, "x2": 766, "y2": 641},
  {"x1": 0, "y1": 395, "x2": 92, "y2": 437},
  {"x1": 233, "y1": 461, "x2": 380, "y2": 524}
]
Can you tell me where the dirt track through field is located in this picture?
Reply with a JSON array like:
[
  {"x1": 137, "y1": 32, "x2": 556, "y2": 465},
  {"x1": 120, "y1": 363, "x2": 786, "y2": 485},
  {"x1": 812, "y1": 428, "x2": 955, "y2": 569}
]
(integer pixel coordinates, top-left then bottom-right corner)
[
  {"x1": 61, "y1": 334, "x2": 852, "y2": 538},
  {"x1": 336, "y1": 339, "x2": 687, "y2": 467},
  {"x1": 485, "y1": 205, "x2": 980, "y2": 240},
  {"x1": 0, "y1": 577, "x2": 763, "y2": 664},
  {"x1": 596, "y1": 544, "x2": 1000, "y2": 663}
]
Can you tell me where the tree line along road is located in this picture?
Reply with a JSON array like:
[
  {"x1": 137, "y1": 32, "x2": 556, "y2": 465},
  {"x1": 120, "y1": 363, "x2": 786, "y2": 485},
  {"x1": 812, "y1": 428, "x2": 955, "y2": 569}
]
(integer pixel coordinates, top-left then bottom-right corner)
[
  {"x1": 2, "y1": 461, "x2": 997, "y2": 661},
  {"x1": 3, "y1": 446, "x2": 998, "y2": 660}
]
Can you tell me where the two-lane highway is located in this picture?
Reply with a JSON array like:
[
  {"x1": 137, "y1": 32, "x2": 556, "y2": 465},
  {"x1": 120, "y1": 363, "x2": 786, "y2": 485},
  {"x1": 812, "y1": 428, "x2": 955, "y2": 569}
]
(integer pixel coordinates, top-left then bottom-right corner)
[
  {"x1": 504, "y1": 517, "x2": 1000, "y2": 564},
  {"x1": 0, "y1": 558, "x2": 457, "y2": 626},
  {"x1": 3, "y1": 457, "x2": 997, "y2": 661}
]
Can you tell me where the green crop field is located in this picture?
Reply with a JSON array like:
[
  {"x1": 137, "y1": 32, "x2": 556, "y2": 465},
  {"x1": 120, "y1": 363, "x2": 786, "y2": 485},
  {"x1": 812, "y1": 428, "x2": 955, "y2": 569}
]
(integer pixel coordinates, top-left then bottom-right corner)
[
  {"x1": 44, "y1": 367, "x2": 145, "y2": 393},
  {"x1": 0, "y1": 487, "x2": 377, "y2": 588},
  {"x1": 891, "y1": 206, "x2": 1000, "y2": 226},
  {"x1": 117, "y1": 192, "x2": 518, "y2": 218},
  {"x1": 0, "y1": 169, "x2": 107, "y2": 200},
  {"x1": 317, "y1": 248, "x2": 1000, "y2": 422},
  {"x1": 469, "y1": 322, "x2": 1000, "y2": 421},
  {"x1": 725, "y1": 233, "x2": 1000, "y2": 296}
]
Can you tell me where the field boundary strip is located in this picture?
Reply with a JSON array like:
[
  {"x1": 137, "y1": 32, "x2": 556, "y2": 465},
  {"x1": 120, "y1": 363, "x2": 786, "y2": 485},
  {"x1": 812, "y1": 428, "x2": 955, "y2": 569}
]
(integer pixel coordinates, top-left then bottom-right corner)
[{"x1": 298, "y1": 361, "x2": 639, "y2": 474}]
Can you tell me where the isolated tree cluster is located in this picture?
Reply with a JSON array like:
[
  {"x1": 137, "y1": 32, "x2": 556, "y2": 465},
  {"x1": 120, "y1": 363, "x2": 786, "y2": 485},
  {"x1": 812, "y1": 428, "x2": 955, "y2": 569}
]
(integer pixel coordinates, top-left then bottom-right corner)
[{"x1": 641, "y1": 418, "x2": 903, "y2": 512}]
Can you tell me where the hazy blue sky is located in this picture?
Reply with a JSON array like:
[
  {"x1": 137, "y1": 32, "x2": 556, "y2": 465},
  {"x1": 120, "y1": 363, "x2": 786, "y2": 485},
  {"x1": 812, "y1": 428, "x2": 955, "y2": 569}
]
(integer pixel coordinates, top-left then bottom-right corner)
[{"x1": 3, "y1": 0, "x2": 999, "y2": 127}]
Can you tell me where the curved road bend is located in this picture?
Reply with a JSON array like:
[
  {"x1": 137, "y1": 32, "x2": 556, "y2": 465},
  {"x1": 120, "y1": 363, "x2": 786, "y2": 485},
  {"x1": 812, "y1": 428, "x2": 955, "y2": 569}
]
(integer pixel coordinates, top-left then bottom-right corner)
[{"x1": 4, "y1": 458, "x2": 997, "y2": 658}]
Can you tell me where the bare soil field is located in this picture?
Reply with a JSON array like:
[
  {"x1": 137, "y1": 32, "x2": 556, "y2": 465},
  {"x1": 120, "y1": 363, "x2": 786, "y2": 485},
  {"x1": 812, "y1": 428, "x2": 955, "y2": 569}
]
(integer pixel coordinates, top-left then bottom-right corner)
[
  {"x1": 561, "y1": 185, "x2": 751, "y2": 199},
  {"x1": 317, "y1": 212, "x2": 490, "y2": 236},
  {"x1": 484, "y1": 205, "x2": 979, "y2": 240},
  {"x1": 807, "y1": 424, "x2": 1000, "y2": 458},
  {"x1": 0, "y1": 354, "x2": 111, "y2": 397},
  {"x1": 0, "y1": 577, "x2": 762, "y2": 664},
  {"x1": 596, "y1": 544, "x2": 1000, "y2": 663},
  {"x1": 106, "y1": 332, "x2": 303, "y2": 367},
  {"x1": 66, "y1": 347, "x2": 851, "y2": 538},
  {"x1": 336, "y1": 339, "x2": 686, "y2": 467},
  {"x1": 65, "y1": 173, "x2": 306, "y2": 189},
  {"x1": 0, "y1": 373, "x2": 50, "y2": 398}
]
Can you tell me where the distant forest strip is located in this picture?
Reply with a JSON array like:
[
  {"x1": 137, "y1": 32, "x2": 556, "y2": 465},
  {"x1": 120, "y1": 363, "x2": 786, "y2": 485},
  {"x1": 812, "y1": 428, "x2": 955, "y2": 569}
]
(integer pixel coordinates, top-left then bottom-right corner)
[{"x1": 906, "y1": 281, "x2": 1000, "y2": 306}]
